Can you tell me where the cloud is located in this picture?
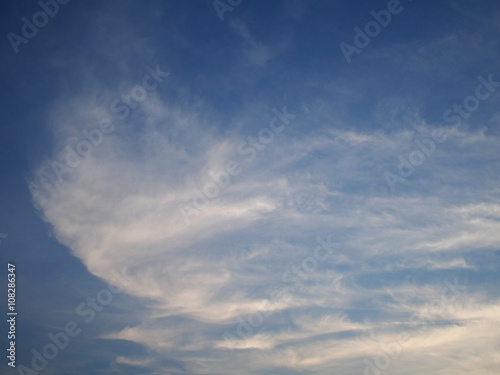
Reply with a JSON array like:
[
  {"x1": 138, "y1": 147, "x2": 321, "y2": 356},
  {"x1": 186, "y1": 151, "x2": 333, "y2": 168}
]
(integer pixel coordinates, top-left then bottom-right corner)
[
  {"x1": 29, "y1": 85, "x2": 500, "y2": 373},
  {"x1": 228, "y1": 19, "x2": 274, "y2": 66},
  {"x1": 26, "y1": 6, "x2": 500, "y2": 369}
]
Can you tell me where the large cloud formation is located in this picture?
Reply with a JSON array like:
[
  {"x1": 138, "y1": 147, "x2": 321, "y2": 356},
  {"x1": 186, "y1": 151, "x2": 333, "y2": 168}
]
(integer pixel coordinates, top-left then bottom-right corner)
[
  {"x1": 29, "y1": 2, "x2": 500, "y2": 373},
  {"x1": 30, "y1": 90, "x2": 500, "y2": 373}
]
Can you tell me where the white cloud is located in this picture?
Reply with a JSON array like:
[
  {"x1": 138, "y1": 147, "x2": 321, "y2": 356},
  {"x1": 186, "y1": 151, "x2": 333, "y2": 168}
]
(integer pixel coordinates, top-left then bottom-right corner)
[{"x1": 30, "y1": 84, "x2": 500, "y2": 374}]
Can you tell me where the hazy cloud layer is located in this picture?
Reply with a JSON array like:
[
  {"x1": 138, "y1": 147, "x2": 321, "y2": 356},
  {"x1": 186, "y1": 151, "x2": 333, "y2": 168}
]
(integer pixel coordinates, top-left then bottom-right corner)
[{"x1": 20, "y1": 0, "x2": 500, "y2": 374}]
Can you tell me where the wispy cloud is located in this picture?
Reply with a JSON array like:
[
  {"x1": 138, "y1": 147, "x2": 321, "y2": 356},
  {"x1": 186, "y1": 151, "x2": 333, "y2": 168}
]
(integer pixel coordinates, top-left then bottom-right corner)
[{"x1": 14, "y1": 1, "x2": 500, "y2": 373}]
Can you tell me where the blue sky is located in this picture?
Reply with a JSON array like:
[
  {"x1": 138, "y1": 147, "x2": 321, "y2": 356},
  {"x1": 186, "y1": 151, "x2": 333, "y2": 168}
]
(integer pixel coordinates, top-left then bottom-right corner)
[{"x1": 1, "y1": 0, "x2": 500, "y2": 374}]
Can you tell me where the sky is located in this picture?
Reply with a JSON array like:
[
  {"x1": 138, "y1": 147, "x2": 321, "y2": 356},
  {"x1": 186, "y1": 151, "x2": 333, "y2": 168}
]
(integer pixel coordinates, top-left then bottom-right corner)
[{"x1": 1, "y1": 0, "x2": 500, "y2": 374}]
